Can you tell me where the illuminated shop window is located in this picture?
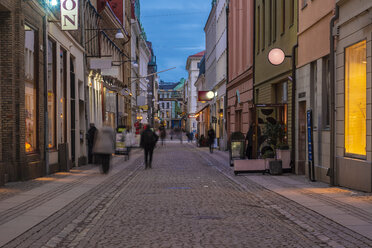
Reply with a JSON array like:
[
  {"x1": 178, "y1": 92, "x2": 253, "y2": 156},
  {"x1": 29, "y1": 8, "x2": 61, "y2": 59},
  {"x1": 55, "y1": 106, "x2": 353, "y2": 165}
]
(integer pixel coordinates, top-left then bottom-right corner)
[
  {"x1": 25, "y1": 24, "x2": 38, "y2": 153},
  {"x1": 345, "y1": 40, "x2": 367, "y2": 156},
  {"x1": 47, "y1": 39, "x2": 56, "y2": 149}
]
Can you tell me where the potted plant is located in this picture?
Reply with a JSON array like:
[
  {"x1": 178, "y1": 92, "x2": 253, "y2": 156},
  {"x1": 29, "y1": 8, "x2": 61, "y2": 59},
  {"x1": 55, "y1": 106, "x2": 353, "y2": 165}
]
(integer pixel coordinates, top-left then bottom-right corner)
[{"x1": 262, "y1": 121, "x2": 286, "y2": 175}]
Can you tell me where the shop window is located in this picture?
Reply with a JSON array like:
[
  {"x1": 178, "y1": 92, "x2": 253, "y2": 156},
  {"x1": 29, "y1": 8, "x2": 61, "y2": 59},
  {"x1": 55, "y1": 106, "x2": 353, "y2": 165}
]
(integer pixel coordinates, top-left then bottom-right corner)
[
  {"x1": 25, "y1": 24, "x2": 38, "y2": 153},
  {"x1": 47, "y1": 38, "x2": 56, "y2": 149},
  {"x1": 60, "y1": 48, "x2": 67, "y2": 143},
  {"x1": 345, "y1": 40, "x2": 366, "y2": 156}
]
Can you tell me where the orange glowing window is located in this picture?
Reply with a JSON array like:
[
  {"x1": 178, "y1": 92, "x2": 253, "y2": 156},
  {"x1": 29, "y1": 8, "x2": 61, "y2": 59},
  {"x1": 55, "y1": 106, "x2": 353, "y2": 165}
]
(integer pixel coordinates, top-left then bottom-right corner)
[{"x1": 345, "y1": 40, "x2": 367, "y2": 156}]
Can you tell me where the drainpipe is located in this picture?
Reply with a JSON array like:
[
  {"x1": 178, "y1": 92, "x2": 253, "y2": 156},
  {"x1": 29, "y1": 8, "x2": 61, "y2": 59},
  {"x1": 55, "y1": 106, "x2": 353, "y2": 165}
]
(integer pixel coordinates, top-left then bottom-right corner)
[
  {"x1": 43, "y1": 14, "x2": 49, "y2": 175},
  {"x1": 329, "y1": 5, "x2": 339, "y2": 186},
  {"x1": 291, "y1": 44, "x2": 298, "y2": 173}
]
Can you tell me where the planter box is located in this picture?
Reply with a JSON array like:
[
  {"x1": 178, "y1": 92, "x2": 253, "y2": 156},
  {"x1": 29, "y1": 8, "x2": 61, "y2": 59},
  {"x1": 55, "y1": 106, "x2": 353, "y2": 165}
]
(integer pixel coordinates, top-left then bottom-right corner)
[
  {"x1": 276, "y1": 149, "x2": 291, "y2": 169},
  {"x1": 234, "y1": 159, "x2": 266, "y2": 175}
]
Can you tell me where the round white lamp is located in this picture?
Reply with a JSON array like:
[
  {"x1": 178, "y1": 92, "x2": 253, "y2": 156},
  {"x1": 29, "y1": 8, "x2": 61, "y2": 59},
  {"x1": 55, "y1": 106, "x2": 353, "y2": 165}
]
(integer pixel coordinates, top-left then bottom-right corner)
[
  {"x1": 206, "y1": 91, "x2": 214, "y2": 99},
  {"x1": 268, "y1": 48, "x2": 286, "y2": 66}
]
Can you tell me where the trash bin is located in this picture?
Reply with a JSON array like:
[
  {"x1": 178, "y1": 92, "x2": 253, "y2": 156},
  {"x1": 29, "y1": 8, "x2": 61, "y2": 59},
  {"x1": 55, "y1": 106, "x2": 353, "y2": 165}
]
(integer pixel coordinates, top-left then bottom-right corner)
[{"x1": 229, "y1": 132, "x2": 246, "y2": 166}]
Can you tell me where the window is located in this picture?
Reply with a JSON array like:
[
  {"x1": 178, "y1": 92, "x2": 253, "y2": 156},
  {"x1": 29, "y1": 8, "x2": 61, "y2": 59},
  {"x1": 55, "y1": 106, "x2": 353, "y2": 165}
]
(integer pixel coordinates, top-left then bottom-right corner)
[
  {"x1": 290, "y1": 0, "x2": 294, "y2": 26},
  {"x1": 302, "y1": 0, "x2": 308, "y2": 9},
  {"x1": 166, "y1": 111, "x2": 169, "y2": 118},
  {"x1": 25, "y1": 24, "x2": 38, "y2": 153},
  {"x1": 275, "y1": 82, "x2": 288, "y2": 104},
  {"x1": 310, "y1": 61, "x2": 317, "y2": 128},
  {"x1": 47, "y1": 39, "x2": 56, "y2": 149},
  {"x1": 281, "y1": 0, "x2": 285, "y2": 34},
  {"x1": 60, "y1": 48, "x2": 67, "y2": 143},
  {"x1": 235, "y1": 110, "x2": 242, "y2": 132},
  {"x1": 269, "y1": 0, "x2": 272, "y2": 45},
  {"x1": 345, "y1": 40, "x2": 367, "y2": 156},
  {"x1": 162, "y1": 102, "x2": 164, "y2": 109},
  {"x1": 262, "y1": 0, "x2": 265, "y2": 50},
  {"x1": 167, "y1": 102, "x2": 169, "y2": 109},
  {"x1": 257, "y1": 6, "x2": 260, "y2": 53},
  {"x1": 322, "y1": 56, "x2": 330, "y2": 128},
  {"x1": 273, "y1": 0, "x2": 277, "y2": 42}
]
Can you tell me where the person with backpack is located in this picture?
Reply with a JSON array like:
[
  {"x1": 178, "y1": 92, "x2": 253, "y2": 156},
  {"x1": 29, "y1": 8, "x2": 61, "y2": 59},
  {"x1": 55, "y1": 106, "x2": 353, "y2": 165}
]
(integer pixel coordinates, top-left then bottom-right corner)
[{"x1": 140, "y1": 124, "x2": 159, "y2": 169}]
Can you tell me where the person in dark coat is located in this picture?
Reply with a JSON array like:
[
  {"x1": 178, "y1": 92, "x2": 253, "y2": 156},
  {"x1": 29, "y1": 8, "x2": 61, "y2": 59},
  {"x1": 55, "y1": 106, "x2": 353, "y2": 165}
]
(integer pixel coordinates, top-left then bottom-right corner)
[
  {"x1": 246, "y1": 123, "x2": 261, "y2": 159},
  {"x1": 207, "y1": 126, "x2": 216, "y2": 153},
  {"x1": 159, "y1": 125, "x2": 166, "y2": 146},
  {"x1": 140, "y1": 125, "x2": 159, "y2": 169},
  {"x1": 92, "y1": 123, "x2": 115, "y2": 174},
  {"x1": 87, "y1": 123, "x2": 97, "y2": 164}
]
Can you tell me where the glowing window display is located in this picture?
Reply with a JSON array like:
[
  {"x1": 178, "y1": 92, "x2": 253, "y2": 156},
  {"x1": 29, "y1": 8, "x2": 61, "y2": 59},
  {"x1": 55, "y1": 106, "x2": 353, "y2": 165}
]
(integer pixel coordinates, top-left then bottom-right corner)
[
  {"x1": 345, "y1": 40, "x2": 366, "y2": 156},
  {"x1": 25, "y1": 24, "x2": 38, "y2": 153}
]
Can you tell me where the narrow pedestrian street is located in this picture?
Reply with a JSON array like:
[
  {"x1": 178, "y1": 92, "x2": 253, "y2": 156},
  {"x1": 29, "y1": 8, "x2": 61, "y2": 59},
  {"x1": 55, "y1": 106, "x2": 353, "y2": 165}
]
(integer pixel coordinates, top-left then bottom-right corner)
[{"x1": 0, "y1": 143, "x2": 371, "y2": 248}]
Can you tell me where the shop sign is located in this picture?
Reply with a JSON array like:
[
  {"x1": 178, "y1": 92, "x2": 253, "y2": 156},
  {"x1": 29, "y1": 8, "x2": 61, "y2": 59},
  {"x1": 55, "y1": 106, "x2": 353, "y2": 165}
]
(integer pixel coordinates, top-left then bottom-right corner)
[
  {"x1": 198, "y1": 91, "x2": 214, "y2": 101},
  {"x1": 61, "y1": 0, "x2": 79, "y2": 30},
  {"x1": 139, "y1": 105, "x2": 148, "y2": 111},
  {"x1": 101, "y1": 67, "x2": 119, "y2": 77},
  {"x1": 89, "y1": 58, "x2": 112, "y2": 70}
]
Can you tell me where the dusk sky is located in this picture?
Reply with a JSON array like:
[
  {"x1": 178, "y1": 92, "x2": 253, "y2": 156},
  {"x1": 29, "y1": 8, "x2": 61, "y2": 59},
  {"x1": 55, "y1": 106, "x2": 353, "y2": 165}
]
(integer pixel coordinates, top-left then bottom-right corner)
[{"x1": 140, "y1": 0, "x2": 211, "y2": 82}]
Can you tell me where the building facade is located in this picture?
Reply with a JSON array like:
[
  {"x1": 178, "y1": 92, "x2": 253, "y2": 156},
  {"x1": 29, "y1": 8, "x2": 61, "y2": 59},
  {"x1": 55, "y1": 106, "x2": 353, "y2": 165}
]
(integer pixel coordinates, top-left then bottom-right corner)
[
  {"x1": 186, "y1": 51, "x2": 205, "y2": 134},
  {"x1": 296, "y1": 0, "x2": 335, "y2": 177},
  {"x1": 334, "y1": 0, "x2": 372, "y2": 192},
  {"x1": 227, "y1": 0, "x2": 254, "y2": 138},
  {"x1": 254, "y1": 0, "x2": 298, "y2": 158}
]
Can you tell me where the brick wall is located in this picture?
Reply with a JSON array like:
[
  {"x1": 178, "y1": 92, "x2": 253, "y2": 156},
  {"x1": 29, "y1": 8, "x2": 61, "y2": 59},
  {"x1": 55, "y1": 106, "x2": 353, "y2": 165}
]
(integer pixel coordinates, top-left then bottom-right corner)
[{"x1": 0, "y1": 1, "x2": 46, "y2": 184}]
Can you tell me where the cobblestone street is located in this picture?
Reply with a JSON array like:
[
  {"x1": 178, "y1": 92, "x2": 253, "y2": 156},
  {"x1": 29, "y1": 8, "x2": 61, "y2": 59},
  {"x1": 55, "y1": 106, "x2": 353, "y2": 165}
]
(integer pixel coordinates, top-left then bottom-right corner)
[{"x1": 1, "y1": 143, "x2": 372, "y2": 247}]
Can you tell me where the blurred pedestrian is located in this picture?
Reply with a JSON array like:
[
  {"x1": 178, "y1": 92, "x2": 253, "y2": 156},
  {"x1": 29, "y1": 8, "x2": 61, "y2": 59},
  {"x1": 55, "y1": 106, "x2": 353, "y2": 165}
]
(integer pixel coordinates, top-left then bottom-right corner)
[
  {"x1": 87, "y1": 123, "x2": 97, "y2": 164},
  {"x1": 207, "y1": 126, "x2": 215, "y2": 153},
  {"x1": 140, "y1": 125, "x2": 159, "y2": 169},
  {"x1": 159, "y1": 125, "x2": 166, "y2": 146},
  {"x1": 93, "y1": 122, "x2": 115, "y2": 174}
]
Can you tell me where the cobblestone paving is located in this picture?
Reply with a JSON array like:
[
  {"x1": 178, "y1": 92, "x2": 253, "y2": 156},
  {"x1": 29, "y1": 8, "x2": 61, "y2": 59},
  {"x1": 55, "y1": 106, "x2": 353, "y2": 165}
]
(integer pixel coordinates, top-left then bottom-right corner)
[{"x1": 2, "y1": 144, "x2": 372, "y2": 247}]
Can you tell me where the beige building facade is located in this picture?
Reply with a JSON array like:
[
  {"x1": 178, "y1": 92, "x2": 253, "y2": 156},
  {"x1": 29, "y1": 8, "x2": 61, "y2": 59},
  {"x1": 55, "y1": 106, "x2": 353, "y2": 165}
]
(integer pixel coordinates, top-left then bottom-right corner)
[
  {"x1": 296, "y1": 0, "x2": 335, "y2": 179},
  {"x1": 334, "y1": 0, "x2": 372, "y2": 192}
]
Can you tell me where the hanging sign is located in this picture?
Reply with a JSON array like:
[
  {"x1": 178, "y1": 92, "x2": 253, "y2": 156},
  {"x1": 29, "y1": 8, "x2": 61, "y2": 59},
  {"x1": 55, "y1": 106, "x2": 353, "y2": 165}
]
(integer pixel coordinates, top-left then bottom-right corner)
[{"x1": 61, "y1": 0, "x2": 79, "y2": 30}]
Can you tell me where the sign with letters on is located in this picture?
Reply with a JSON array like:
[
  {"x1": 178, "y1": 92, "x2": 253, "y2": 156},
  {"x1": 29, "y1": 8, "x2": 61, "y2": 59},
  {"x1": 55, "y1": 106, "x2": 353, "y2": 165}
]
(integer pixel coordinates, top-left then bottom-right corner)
[{"x1": 61, "y1": 0, "x2": 79, "y2": 31}]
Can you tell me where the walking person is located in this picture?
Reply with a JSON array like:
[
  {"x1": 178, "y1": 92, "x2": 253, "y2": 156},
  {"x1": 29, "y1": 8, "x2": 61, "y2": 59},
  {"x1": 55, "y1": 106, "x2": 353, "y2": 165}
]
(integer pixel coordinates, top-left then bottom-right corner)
[
  {"x1": 246, "y1": 123, "x2": 255, "y2": 159},
  {"x1": 140, "y1": 125, "x2": 158, "y2": 169},
  {"x1": 159, "y1": 125, "x2": 166, "y2": 146},
  {"x1": 87, "y1": 123, "x2": 97, "y2": 164},
  {"x1": 207, "y1": 126, "x2": 215, "y2": 153},
  {"x1": 92, "y1": 122, "x2": 115, "y2": 174}
]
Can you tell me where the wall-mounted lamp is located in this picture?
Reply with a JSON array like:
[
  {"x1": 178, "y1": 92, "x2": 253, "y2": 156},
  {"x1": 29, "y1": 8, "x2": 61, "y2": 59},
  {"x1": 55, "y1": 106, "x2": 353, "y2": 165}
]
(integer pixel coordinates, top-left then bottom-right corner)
[{"x1": 112, "y1": 59, "x2": 138, "y2": 67}]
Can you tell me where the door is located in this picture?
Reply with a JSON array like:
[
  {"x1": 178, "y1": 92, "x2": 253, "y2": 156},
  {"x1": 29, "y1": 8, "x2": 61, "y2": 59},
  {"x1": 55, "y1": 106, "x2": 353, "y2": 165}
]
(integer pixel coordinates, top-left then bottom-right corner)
[{"x1": 298, "y1": 101, "x2": 306, "y2": 174}]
